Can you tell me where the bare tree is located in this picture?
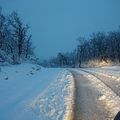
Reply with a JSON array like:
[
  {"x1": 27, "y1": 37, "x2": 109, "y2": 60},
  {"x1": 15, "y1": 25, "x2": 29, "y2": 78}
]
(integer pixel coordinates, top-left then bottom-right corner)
[{"x1": 8, "y1": 11, "x2": 33, "y2": 63}]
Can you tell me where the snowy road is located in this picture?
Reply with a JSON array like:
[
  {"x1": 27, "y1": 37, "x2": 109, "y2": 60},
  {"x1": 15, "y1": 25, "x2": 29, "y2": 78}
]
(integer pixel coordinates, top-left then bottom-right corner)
[
  {"x1": 1, "y1": 64, "x2": 120, "y2": 120},
  {"x1": 70, "y1": 68, "x2": 120, "y2": 120}
]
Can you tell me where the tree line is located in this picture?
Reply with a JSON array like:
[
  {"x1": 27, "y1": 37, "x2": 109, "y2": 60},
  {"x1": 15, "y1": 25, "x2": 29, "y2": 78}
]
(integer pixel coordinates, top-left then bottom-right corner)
[
  {"x1": 0, "y1": 8, "x2": 34, "y2": 64},
  {"x1": 41, "y1": 27, "x2": 120, "y2": 67}
]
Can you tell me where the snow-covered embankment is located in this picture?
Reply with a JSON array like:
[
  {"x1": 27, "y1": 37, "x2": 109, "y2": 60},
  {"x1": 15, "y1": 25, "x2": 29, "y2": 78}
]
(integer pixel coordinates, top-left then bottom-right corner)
[
  {"x1": 0, "y1": 63, "x2": 75, "y2": 120},
  {"x1": 63, "y1": 70, "x2": 75, "y2": 120},
  {"x1": 29, "y1": 69, "x2": 75, "y2": 120}
]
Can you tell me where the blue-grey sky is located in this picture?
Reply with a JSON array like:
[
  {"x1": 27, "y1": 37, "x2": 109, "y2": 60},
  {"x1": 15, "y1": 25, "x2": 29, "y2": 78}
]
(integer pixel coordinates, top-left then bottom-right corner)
[{"x1": 1, "y1": 0, "x2": 120, "y2": 59}]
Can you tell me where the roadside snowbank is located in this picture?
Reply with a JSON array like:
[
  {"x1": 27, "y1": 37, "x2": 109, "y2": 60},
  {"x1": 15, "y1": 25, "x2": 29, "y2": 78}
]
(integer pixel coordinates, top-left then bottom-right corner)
[
  {"x1": 84, "y1": 67, "x2": 120, "y2": 80},
  {"x1": 0, "y1": 63, "x2": 75, "y2": 120},
  {"x1": 78, "y1": 70, "x2": 120, "y2": 119},
  {"x1": 29, "y1": 70, "x2": 75, "y2": 120}
]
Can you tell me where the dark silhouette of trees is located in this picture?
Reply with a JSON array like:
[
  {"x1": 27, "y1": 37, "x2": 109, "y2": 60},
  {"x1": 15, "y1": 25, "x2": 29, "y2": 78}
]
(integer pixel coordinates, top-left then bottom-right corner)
[
  {"x1": 0, "y1": 9, "x2": 34, "y2": 64},
  {"x1": 42, "y1": 27, "x2": 120, "y2": 68},
  {"x1": 76, "y1": 30, "x2": 120, "y2": 67},
  {"x1": 57, "y1": 53, "x2": 68, "y2": 67}
]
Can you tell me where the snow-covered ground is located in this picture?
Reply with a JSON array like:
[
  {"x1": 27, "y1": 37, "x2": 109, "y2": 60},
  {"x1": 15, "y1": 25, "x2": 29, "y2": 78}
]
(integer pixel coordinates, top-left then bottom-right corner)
[
  {"x1": 84, "y1": 66, "x2": 120, "y2": 78},
  {"x1": 0, "y1": 63, "x2": 74, "y2": 120},
  {"x1": 1, "y1": 63, "x2": 120, "y2": 120}
]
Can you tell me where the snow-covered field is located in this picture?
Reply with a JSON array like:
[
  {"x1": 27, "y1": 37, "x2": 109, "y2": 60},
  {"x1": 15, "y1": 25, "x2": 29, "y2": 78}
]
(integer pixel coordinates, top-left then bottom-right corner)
[{"x1": 0, "y1": 63, "x2": 74, "y2": 120}]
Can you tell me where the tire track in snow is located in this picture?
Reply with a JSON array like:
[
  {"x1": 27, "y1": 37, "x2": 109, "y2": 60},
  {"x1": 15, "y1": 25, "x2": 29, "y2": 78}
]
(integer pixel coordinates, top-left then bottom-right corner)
[
  {"x1": 80, "y1": 69, "x2": 120, "y2": 97},
  {"x1": 70, "y1": 69, "x2": 120, "y2": 120}
]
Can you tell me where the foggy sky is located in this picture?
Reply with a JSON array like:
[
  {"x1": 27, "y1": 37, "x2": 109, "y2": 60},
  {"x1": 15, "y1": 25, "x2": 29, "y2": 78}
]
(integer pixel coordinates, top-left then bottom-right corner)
[{"x1": 1, "y1": 0, "x2": 120, "y2": 59}]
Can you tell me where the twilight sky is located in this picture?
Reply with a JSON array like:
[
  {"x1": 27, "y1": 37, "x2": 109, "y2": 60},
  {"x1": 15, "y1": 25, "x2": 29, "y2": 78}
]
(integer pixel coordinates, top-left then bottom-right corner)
[{"x1": 1, "y1": 0, "x2": 120, "y2": 59}]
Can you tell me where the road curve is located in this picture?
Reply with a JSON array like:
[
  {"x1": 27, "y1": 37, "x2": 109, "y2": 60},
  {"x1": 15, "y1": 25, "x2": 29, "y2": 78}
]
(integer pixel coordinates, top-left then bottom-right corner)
[
  {"x1": 70, "y1": 69, "x2": 120, "y2": 120},
  {"x1": 80, "y1": 69, "x2": 120, "y2": 97}
]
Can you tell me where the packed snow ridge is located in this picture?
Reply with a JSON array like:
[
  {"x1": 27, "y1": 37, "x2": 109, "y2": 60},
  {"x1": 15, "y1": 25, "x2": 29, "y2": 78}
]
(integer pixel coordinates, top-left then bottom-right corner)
[
  {"x1": 0, "y1": 63, "x2": 75, "y2": 120},
  {"x1": 79, "y1": 69, "x2": 120, "y2": 118},
  {"x1": 29, "y1": 70, "x2": 75, "y2": 120}
]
